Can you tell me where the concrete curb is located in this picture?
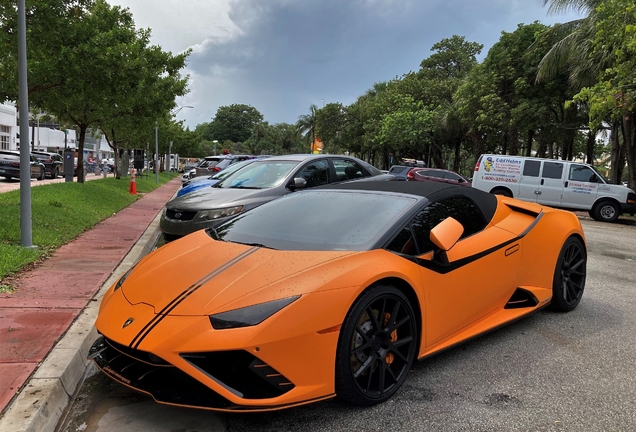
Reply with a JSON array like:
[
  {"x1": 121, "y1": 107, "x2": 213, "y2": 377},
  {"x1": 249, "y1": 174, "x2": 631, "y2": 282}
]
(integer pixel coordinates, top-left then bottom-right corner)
[{"x1": 0, "y1": 206, "x2": 164, "y2": 432}]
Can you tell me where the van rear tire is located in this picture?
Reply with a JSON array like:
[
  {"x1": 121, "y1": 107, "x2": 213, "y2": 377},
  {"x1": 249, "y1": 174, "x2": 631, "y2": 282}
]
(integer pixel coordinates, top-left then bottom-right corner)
[{"x1": 491, "y1": 187, "x2": 512, "y2": 198}]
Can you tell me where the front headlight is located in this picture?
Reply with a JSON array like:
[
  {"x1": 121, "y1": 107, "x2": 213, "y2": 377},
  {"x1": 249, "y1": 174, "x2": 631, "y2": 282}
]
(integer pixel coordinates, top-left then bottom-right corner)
[
  {"x1": 209, "y1": 296, "x2": 300, "y2": 330},
  {"x1": 114, "y1": 264, "x2": 137, "y2": 291},
  {"x1": 196, "y1": 206, "x2": 244, "y2": 221}
]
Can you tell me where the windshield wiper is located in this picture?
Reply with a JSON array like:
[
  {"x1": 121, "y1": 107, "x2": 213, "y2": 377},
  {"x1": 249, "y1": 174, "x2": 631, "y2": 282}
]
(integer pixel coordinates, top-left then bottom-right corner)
[
  {"x1": 229, "y1": 185, "x2": 261, "y2": 189},
  {"x1": 231, "y1": 241, "x2": 276, "y2": 250}
]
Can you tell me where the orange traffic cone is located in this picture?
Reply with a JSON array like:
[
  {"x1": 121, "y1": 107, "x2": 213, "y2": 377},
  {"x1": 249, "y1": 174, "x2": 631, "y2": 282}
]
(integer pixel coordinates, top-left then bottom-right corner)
[{"x1": 128, "y1": 168, "x2": 137, "y2": 195}]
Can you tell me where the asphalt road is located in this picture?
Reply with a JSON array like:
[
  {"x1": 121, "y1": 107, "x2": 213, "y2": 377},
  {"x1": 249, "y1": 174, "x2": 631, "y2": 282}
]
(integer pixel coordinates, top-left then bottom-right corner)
[{"x1": 57, "y1": 217, "x2": 636, "y2": 432}]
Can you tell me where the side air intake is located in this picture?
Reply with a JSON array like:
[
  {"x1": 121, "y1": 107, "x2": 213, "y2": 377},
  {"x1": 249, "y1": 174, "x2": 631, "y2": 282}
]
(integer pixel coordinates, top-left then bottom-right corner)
[{"x1": 505, "y1": 288, "x2": 539, "y2": 309}]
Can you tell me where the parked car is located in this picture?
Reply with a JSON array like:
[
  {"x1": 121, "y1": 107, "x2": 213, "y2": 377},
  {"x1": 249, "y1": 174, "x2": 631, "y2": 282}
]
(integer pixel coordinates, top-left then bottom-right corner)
[
  {"x1": 389, "y1": 162, "x2": 426, "y2": 181},
  {"x1": 472, "y1": 154, "x2": 636, "y2": 222},
  {"x1": 31, "y1": 151, "x2": 65, "y2": 178},
  {"x1": 161, "y1": 154, "x2": 394, "y2": 241},
  {"x1": 0, "y1": 150, "x2": 46, "y2": 180},
  {"x1": 194, "y1": 156, "x2": 226, "y2": 177},
  {"x1": 91, "y1": 181, "x2": 586, "y2": 411},
  {"x1": 178, "y1": 158, "x2": 266, "y2": 197},
  {"x1": 406, "y1": 168, "x2": 472, "y2": 186}
]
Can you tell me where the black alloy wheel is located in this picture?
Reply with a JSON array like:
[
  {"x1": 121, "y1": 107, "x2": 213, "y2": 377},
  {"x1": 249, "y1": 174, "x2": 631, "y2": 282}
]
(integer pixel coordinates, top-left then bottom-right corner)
[
  {"x1": 336, "y1": 285, "x2": 418, "y2": 406},
  {"x1": 550, "y1": 237, "x2": 586, "y2": 312}
]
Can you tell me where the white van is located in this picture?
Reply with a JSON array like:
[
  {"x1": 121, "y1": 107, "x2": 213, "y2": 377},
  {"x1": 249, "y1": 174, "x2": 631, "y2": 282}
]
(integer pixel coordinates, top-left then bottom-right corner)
[{"x1": 472, "y1": 154, "x2": 636, "y2": 222}]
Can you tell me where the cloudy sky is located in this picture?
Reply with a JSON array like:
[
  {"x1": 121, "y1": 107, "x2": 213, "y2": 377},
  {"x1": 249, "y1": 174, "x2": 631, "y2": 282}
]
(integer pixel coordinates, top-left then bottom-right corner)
[{"x1": 109, "y1": 0, "x2": 581, "y2": 129}]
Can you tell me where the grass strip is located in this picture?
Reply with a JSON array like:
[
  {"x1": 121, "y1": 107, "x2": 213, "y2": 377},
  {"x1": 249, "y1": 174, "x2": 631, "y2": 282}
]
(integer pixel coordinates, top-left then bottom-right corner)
[{"x1": 0, "y1": 172, "x2": 172, "y2": 282}]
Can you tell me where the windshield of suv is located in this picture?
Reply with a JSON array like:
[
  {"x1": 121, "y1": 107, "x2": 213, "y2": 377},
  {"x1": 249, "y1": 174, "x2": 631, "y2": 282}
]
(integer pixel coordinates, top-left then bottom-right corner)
[{"x1": 216, "y1": 161, "x2": 298, "y2": 189}]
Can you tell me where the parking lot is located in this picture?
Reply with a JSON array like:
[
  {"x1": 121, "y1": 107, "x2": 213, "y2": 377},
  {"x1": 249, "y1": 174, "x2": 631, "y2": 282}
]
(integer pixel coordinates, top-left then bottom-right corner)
[{"x1": 58, "y1": 216, "x2": 636, "y2": 432}]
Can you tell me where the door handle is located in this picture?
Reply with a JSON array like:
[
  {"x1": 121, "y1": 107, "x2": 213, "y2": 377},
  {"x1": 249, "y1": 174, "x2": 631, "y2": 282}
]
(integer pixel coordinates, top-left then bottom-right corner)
[
  {"x1": 540, "y1": 179, "x2": 544, "y2": 185},
  {"x1": 564, "y1": 181, "x2": 568, "y2": 188}
]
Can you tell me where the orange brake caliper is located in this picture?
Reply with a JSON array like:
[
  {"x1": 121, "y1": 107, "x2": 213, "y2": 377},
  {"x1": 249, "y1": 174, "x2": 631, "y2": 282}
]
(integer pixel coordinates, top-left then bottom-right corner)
[{"x1": 384, "y1": 313, "x2": 398, "y2": 364}]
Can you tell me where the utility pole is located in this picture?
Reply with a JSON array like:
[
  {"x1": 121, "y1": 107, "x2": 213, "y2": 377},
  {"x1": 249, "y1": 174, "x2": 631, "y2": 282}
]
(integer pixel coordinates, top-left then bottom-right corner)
[{"x1": 18, "y1": 0, "x2": 34, "y2": 248}]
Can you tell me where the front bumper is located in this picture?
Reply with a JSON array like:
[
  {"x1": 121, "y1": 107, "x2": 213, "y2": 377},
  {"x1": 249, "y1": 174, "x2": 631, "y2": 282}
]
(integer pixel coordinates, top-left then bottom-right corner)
[
  {"x1": 159, "y1": 211, "x2": 233, "y2": 239},
  {"x1": 621, "y1": 202, "x2": 636, "y2": 216},
  {"x1": 88, "y1": 336, "x2": 332, "y2": 411}
]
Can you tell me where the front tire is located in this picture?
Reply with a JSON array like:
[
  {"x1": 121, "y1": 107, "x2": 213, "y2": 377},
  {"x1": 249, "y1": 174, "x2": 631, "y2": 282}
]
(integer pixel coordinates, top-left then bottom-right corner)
[
  {"x1": 550, "y1": 237, "x2": 586, "y2": 312},
  {"x1": 592, "y1": 200, "x2": 620, "y2": 222},
  {"x1": 335, "y1": 285, "x2": 418, "y2": 406}
]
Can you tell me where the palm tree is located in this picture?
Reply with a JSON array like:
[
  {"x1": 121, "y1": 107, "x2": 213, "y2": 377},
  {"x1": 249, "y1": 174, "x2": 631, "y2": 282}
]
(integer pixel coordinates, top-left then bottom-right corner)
[
  {"x1": 535, "y1": 0, "x2": 605, "y2": 88},
  {"x1": 296, "y1": 104, "x2": 319, "y2": 152}
]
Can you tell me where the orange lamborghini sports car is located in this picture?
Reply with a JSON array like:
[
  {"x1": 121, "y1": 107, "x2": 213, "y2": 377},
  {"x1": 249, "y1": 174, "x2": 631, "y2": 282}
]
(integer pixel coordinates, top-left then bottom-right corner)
[{"x1": 89, "y1": 181, "x2": 587, "y2": 411}]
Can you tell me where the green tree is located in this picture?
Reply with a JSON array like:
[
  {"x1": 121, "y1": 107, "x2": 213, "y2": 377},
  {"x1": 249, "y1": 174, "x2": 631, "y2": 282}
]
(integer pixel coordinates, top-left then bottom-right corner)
[
  {"x1": 29, "y1": 0, "x2": 188, "y2": 181},
  {"x1": 0, "y1": 0, "x2": 94, "y2": 102},
  {"x1": 208, "y1": 104, "x2": 263, "y2": 144}
]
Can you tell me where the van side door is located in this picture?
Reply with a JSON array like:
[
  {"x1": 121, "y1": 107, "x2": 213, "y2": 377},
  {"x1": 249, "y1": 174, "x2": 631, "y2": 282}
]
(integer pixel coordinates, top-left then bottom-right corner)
[
  {"x1": 561, "y1": 163, "x2": 601, "y2": 209},
  {"x1": 537, "y1": 161, "x2": 565, "y2": 207},
  {"x1": 517, "y1": 159, "x2": 541, "y2": 202}
]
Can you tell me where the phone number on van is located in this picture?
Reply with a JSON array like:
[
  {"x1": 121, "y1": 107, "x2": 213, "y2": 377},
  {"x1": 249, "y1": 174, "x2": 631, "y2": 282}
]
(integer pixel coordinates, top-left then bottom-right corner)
[{"x1": 483, "y1": 176, "x2": 518, "y2": 183}]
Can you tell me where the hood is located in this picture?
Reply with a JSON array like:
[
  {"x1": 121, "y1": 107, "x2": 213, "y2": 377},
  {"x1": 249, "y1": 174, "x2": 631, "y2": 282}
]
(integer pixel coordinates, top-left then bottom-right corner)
[
  {"x1": 166, "y1": 186, "x2": 273, "y2": 211},
  {"x1": 121, "y1": 230, "x2": 356, "y2": 316}
]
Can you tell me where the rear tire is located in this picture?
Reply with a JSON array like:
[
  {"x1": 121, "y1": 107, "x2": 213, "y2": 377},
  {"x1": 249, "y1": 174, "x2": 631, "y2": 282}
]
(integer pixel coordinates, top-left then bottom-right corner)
[
  {"x1": 37, "y1": 169, "x2": 45, "y2": 181},
  {"x1": 591, "y1": 200, "x2": 620, "y2": 222},
  {"x1": 335, "y1": 285, "x2": 418, "y2": 406},
  {"x1": 550, "y1": 237, "x2": 586, "y2": 312}
]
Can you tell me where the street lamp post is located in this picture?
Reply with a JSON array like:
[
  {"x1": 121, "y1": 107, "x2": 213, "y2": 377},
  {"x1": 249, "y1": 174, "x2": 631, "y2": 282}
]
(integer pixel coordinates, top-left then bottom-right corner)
[{"x1": 155, "y1": 105, "x2": 193, "y2": 183}]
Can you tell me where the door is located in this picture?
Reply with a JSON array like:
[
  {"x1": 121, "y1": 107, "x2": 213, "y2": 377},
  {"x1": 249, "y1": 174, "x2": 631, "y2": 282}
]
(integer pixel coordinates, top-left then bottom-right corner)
[
  {"x1": 517, "y1": 159, "x2": 541, "y2": 202},
  {"x1": 561, "y1": 163, "x2": 600, "y2": 209},
  {"x1": 387, "y1": 197, "x2": 521, "y2": 347},
  {"x1": 537, "y1": 161, "x2": 565, "y2": 207},
  {"x1": 293, "y1": 159, "x2": 331, "y2": 188}
]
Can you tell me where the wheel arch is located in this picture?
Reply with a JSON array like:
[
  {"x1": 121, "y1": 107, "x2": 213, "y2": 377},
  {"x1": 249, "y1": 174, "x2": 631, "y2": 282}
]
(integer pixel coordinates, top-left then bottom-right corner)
[
  {"x1": 489, "y1": 186, "x2": 513, "y2": 197},
  {"x1": 368, "y1": 276, "x2": 423, "y2": 353},
  {"x1": 592, "y1": 196, "x2": 621, "y2": 212}
]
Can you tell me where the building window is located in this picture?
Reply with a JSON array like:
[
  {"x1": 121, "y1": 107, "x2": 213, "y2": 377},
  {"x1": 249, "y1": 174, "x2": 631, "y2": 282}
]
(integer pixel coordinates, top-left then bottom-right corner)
[{"x1": 0, "y1": 125, "x2": 10, "y2": 150}]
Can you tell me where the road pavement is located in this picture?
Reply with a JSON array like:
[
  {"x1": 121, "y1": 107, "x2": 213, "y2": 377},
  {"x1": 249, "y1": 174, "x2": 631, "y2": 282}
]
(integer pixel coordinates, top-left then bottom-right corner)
[{"x1": 54, "y1": 216, "x2": 636, "y2": 432}]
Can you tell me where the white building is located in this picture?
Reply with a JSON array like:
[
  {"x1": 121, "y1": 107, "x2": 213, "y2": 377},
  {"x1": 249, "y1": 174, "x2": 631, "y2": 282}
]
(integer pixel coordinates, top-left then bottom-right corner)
[
  {"x1": 0, "y1": 102, "x2": 113, "y2": 160},
  {"x1": 0, "y1": 103, "x2": 17, "y2": 151}
]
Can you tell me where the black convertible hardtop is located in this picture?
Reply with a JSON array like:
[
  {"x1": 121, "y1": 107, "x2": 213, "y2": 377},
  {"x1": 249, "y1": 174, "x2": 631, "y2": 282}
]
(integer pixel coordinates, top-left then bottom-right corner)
[{"x1": 316, "y1": 180, "x2": 499, "y2": 223}]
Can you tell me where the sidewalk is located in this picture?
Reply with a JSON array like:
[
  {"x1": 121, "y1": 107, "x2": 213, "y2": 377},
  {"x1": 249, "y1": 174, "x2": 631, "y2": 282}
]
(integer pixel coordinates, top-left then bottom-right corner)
[{"x1": 0, "y1": 178, "x2": 181, "y2": 431}]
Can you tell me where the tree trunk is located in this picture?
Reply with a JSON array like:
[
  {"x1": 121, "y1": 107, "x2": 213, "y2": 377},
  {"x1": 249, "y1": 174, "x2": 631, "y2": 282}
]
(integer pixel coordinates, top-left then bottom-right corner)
[
  {"x1": 508, "y1": 130, "x2": 519, "y2": 156},
  {"x1": 525, "y1": 130, "x2": 533, "y2": 157},
  {"x1": 609, "y1": 121, "x2": 622, "y2": 184},
  {"x1": 77, "y1": 125, "x2": 87, "y2": 183},
  {"x1": 586, "y1": 129, "x2": 596, "y2": 165},
  {"x1": 622, "y1": 111, "x2": 636, "y2": 190},
  {"x1": 452, "y1": 139, "x2": 461, "y2": 172}
]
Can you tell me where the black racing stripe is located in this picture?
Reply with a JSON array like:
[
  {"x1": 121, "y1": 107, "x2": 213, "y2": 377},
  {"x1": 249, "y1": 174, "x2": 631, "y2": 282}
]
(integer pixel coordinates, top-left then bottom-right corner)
[
  {"x1": 414, "y1": 213, "x2": 544, "y2": 274},
  {"x1": 129, "y1": 247, "x2": 258, "y2": 349}
]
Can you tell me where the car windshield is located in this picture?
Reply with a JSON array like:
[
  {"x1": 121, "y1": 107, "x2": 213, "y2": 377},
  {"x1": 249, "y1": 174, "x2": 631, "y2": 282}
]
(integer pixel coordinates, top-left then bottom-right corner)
[
  {"x1": 216, "y1": 161, "x2": 298, "y2": 189},
  {"x1": 211, "y1": 159, "x2": 254, "y2": 180},
  {"x1": 212, "y1": 191, "x2": 417, "y2": 251}
]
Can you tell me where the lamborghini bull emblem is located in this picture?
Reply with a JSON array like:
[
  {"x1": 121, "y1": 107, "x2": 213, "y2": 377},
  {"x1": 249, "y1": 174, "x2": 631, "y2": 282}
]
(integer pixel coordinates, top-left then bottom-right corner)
[{"x1": 122, "y1": 318, "x2": 135, "y2": 329}]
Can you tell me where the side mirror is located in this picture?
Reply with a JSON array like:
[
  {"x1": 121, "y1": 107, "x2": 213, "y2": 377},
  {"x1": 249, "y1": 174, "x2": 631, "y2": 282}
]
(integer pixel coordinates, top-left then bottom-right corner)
[
  {"x1": 289, "y1": 178, "x2": 307, "y2": 189},
  {"x1": 430, "y1": 217, "x2": 464, "y2": 265}
]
